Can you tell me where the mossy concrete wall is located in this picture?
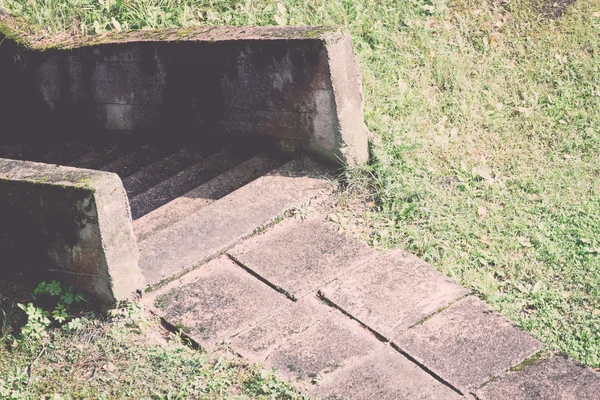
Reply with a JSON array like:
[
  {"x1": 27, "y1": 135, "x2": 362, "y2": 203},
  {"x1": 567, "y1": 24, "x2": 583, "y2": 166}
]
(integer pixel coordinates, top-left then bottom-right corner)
[
  {"x1": 0, "y1": 20, "x2": 369, "y2": 165},
  {"x1": 0, "y1": 159, "x2": 143, "y2": 306}
]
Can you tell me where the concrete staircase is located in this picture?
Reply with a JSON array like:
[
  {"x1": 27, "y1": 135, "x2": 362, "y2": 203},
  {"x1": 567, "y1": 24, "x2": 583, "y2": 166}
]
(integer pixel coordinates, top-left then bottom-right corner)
[{"x1": 2, "y1": 139, "x2": 599, "y2": 399}]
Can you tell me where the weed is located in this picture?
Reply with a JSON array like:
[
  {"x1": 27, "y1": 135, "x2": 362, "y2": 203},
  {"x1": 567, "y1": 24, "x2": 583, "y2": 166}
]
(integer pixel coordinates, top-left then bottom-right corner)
[{"x1": 0, "y1": 279, "x2": 307, "y2": 399}]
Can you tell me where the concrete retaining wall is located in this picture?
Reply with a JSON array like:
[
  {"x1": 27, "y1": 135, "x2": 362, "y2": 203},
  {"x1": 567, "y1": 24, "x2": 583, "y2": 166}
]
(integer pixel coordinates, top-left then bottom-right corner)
[
  {"x1": 0, "y1": 20, "x2": 369, "y2": 166},
  {"x1": 0, "y1": 158, "x2": 143, "y2": 306}
]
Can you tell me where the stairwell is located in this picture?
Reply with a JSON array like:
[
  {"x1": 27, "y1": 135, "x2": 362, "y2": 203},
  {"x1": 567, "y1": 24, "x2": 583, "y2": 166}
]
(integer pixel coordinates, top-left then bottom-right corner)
[{"x1": 2, "y1": 14, "x2": 600, "y2": 399}]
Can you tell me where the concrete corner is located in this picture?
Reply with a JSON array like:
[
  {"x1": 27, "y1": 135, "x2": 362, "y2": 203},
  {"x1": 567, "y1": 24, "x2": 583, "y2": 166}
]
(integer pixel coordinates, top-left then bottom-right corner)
[
  {"x1": 0, "y1": 158, "x2": 142, "y2": 306},
  {"x1": 321, "y1": 30, "x2": 370, "y2": 166}
]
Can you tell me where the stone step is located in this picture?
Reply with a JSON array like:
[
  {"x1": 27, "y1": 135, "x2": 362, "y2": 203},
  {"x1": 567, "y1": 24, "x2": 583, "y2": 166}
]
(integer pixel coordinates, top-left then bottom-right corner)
[
  {"x1": 0, "y1": 144, "x2": 26, "y2": 160},
  {"x1": 39, "y1": 140, "x2": 93, "y2": 165},
  {"x1": 129, "y1": 150, "x2": 244, "y2": 220},
  {"x1": 121, "y1": 148, "x2": 204, "y2": 198},
  {"x1": 68, "y1": 142, "x2": 134, "y2": 170},
  {"x1": 99, "y1": 144, "x2": 171, "y2": 178},
  {"x1": 138, "y1": 158, "x2": 333, "y2": 287},
  {"x1": 1, "y1": 139, "x2": 57, "y2": 161},
  {"x1": 133, "y1": 154, "x2": 283, "y2": 241}
]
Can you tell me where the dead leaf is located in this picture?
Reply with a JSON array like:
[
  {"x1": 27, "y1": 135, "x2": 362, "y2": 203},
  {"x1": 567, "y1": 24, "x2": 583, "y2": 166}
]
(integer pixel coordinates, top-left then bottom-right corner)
[
  {"x1": 489, "y1": 37, "x2": 496, "y2": 45},
  {"x1": 479, "y1": 235, "x2": 492, "y2": 246}
]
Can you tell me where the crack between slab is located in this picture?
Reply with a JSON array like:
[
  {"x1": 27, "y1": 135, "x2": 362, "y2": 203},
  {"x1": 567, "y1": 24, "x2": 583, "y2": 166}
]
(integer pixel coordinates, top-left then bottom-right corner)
[
  {"x1": 316, "y1": 290, "x2": 389, "y2": 344},
  {"x1": 227, "y1": 253, "x2": 297, "y2": 301},
  {"x1": 317, "y1": 290, "x2": 465, "y2": 397},
  {"x1": 407, "y1": 292, "x2": 471, "y2": 329},
  {"x1": 469, "y1": 349, "x2": 544, "y2": 397},
  {"x1": 469, "y1": 392, "x2": 484, "y2": 400},
  {"x1": 389, "y1": 342, "x2": 464, "y2": 397},
  {"x1": 158, "y1": 317, "x2": 203, "y2": 351}
]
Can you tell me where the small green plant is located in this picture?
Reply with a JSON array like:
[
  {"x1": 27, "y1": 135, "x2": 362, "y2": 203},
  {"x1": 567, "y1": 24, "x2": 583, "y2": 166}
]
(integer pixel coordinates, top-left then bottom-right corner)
[{"x1": 18, "y1": 280, "x2": 89, "y2": 341}]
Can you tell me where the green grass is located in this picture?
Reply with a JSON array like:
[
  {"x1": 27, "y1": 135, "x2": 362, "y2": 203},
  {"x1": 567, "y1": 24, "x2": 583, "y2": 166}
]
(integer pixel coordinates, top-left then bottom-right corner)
[
  {"x1": 0, "y1": 294, "x2": 306, "y2": 399},
  {"x1": 1, "y1": 0, "x2": 599, "y2": 368}
]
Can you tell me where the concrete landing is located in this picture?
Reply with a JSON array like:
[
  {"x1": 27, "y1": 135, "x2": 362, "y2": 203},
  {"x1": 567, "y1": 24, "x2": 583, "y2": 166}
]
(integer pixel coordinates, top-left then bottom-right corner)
[{"x1": 143, "y1": 214, "x2": 600, "y2": 399}]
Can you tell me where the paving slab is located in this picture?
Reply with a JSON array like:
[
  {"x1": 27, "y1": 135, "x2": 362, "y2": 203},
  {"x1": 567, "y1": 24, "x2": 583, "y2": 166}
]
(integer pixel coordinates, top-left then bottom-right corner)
[
  {"x1": 138, "y1": 158, "x2": 333, "y2": 287},
  {"x1": 311, "y1": 347, "x2": 462, "y2": 400},
  {"x1": 263, "y1": 310, "x2": 384, "y2": 382},
  {"x1": 394, "y1": 296, "x2": 543, "y2": 392},
  {"x1": 229, "y1": 296, "x2": 329, "y2": 362},
  {"x1": 149, "y1": 256, "x2": 289, "y2": 349},
  {"x1": 229, "y1": 218, "x2": 375, "y2": 300},
  {"x1": 476, "y1": 355, "x2": 600, "y2": 400},
  {"x1": 319, "y1": 249, "x2": 468, "y2": 338}
]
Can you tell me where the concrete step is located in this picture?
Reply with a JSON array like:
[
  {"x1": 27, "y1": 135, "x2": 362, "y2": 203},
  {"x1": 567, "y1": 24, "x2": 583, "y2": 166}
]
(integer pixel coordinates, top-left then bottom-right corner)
[
  {"x1": 99, "y1": 144, "x2": 171, "y2": 178},
  {"x1": 0, "y1": 144, "x2": 26, "y2": 160},
  {"x1": 129, "y1": 150, "x2": 244, "y2": 220},
  {"x1": 121, "y1": 148, "x2": 204, "y2": 198},
  {"x1": 133, "y1": 154, "x2": 283, "y2": 241},
  {"x1": 138, "y1": 158, "x2": 333, "y2": 288},
  {"x1": 68, "y1": 142, "x2": 133, "y2": 170},
  {"x1": 39, "y1": 140, "x2": 93, "y2": 165}
]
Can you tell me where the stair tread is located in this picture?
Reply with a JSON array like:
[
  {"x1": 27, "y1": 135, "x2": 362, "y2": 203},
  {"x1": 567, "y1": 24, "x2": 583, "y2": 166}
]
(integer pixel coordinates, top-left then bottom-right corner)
[
  {"x1": 129, "y1": 150, "x2": 243, "y2": 220},
  {"x1": 0, "y1": 145, "x2": 26, "y2": 160},
  {"x1": 99, "y1": 144, "x2": 170, "y2": 178},
  {"x1": 40, "y1": 140, "x2": 93, "y2": 165},
  {"x1": 133, "y1": 154, "x2": 283, "y2": 241},
  {"x1": 68, "y1": 143, "x2": 131, "y2": 170},
  {"x1": 121, "y1": 148, "x2": 204, "y2": 197},
  {"x1": 138, "y1": 158, "x2": 333, "y2": 288}
]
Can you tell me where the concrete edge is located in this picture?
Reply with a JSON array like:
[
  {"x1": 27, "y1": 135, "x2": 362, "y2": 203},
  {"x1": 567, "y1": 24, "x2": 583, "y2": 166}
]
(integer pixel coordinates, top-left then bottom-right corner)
[{"x1": 0, "y1": 158, "x2": 143, "y2": 307}]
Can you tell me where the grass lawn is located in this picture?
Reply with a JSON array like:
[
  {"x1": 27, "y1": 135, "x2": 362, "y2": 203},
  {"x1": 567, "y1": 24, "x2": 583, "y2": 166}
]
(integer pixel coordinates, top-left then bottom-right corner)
[
  {"x1": 0, "y1": 281, "x2": 307, "y2": 399},
  {"x1": 1, "y1": 0, "x2": 599, "y2": 384}
]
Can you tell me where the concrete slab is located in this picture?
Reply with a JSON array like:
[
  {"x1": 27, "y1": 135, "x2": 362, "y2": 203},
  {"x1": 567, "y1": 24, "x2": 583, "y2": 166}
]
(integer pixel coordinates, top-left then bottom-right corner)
[
  {"x1": 229, "y1": 218, "x2": 375, "y2": 300},
  {"x1": 229, "y1": 296, "x2": 329, "y2": 362},
  {"x1": 264, "y1": 311, "x2": 383, "y2": 381},
  {"x1": 312, "y1": 347, "x2": 462, "y2": 400},
  {"x1": 394, "y1": 296, "x2": 543, "y2": 392},
  {"x1": 150, "y1": 256, "x2": 288, "y2": 349},
  {"x1": 319, "y1": 249, "x2": 468, "y2": 338},
  {"x1": 476, "y1": 355, "x2": 600, "y2": 400},
  {"x1": 138, "y1": 159, "x2": 332, "y2": 287}
]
